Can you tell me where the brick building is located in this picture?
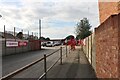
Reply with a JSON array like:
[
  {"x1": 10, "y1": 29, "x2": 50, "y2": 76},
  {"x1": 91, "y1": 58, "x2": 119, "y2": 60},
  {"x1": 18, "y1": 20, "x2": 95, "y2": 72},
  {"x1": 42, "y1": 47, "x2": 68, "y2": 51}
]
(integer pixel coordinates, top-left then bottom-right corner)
[
  {"x1": 95, "y1": 14, "x2": 120, "y2": 78},
  {"x1": 95, "y1": 0, "x2": 120, "y2": 78},
  {"x1": 98, "y1": 0, "x2": 120, "y2": 23}
]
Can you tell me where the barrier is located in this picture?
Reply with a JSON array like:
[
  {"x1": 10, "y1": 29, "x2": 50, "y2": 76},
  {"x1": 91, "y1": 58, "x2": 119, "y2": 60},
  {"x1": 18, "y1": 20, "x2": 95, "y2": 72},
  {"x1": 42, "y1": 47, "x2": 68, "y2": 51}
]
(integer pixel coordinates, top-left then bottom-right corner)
[
  {"x1": 82, "y1": 33, "x2": 96, "y2": 71},
  {"x1": 2, "y1": 26, "x2": 40, "y2": 56},
  {"x1": 1, "y1": 46, "x2": 69, "y2": 80}
]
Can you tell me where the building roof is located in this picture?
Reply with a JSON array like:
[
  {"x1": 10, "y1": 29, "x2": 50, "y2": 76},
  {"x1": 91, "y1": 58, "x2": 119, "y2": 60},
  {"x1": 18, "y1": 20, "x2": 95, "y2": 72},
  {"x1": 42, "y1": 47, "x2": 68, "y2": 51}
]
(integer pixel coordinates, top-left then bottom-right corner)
[{"x1": 0, "y1": 32, "x2": 18, "y2": 39}]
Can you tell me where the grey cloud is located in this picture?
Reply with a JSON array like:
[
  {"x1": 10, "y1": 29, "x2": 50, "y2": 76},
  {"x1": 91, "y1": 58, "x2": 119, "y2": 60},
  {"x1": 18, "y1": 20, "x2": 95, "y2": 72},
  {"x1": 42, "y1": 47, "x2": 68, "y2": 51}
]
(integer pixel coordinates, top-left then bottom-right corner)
[{"x1": 0, "y1": 0, "x2": 100, "y2": 38}]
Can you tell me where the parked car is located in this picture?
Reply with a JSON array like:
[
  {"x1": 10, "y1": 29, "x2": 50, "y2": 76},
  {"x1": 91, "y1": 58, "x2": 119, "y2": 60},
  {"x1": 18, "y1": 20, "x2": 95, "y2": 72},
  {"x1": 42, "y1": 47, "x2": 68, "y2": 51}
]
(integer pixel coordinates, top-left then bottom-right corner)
[
  {"x1": 41, "y1": 42, "x2": 46, "y2": 47},
  {"x1": 46, "y1": 41, "x2": 54, "y2": 47},
  {"x1": 54, "y1": 42, "x2": 61, "y2": 46}
]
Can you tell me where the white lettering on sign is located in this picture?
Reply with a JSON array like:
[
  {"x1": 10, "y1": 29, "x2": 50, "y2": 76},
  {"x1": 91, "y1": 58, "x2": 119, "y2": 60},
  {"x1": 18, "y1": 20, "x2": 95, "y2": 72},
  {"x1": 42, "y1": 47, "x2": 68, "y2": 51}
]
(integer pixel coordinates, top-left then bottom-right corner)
[
  {"x1": 6, "y1": 41, "x2": 18, "y2": 47},
  {"x1": 18, "y1": 41, "x2": 27, "y2": 46}
]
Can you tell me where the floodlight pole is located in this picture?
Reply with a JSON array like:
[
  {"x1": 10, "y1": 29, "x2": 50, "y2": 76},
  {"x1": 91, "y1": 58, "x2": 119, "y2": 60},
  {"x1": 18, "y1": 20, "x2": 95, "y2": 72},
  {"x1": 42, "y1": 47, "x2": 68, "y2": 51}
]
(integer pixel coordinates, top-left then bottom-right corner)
[{"x1": 39, "y1": 19, "x2": 41, "y2": 39}]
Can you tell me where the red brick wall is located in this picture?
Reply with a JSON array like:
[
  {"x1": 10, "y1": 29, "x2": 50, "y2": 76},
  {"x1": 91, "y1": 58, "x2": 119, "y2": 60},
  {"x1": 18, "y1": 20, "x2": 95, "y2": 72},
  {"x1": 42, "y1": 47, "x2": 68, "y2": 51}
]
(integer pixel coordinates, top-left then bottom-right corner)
[
  {"x1": 118, "y1": 13, "x2": 120, "y2": 78},
  {"x1": 119, "y1": 1, "x2": 120, "y2": 12},
  {"x1": 29, "y1": 40, "x2": 41, "y2": 51},
  {"x1": 95, "y1": 13, "x2": 120, "y2": 78},
  {"x1": 98, "y1": 1, "x2": 120, "y2": 23}
]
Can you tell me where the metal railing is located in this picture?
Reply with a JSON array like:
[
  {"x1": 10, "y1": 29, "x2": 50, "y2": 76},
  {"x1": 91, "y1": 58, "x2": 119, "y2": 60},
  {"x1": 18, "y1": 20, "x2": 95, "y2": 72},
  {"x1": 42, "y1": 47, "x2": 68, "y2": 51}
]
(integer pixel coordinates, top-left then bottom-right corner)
[{"x1": 1, "y1": 45, "x2": 69, "y2": 80}]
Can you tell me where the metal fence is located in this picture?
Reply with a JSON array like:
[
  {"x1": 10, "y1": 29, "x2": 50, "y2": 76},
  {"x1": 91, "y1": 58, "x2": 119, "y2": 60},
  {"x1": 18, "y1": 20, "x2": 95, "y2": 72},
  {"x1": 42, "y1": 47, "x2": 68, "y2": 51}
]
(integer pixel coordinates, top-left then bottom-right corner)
[
  {"x1": 1, "y1": 46, "x2": 70, "y2": 80},
  {"x1": 2, "y1": 25, "x2": 38, "y2": 40},
  {"x1": 2, "y1": 25, "x2": 41, "y2": 56}
]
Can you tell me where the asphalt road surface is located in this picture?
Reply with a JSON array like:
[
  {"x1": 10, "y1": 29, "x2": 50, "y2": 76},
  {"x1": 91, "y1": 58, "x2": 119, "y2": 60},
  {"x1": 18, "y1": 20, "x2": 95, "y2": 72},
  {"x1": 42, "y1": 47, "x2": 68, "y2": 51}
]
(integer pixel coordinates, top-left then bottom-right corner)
[{"x1": 2, "y1": 45, "x2": 67, "y2": 78}]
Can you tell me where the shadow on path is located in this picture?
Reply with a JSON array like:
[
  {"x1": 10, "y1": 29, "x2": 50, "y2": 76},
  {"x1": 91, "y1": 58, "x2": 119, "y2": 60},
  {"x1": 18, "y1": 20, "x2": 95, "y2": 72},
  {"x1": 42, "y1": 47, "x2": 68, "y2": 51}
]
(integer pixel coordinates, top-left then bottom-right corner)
[{"x1": 47, "y1": 47, "x2": 97, "y2": 79}]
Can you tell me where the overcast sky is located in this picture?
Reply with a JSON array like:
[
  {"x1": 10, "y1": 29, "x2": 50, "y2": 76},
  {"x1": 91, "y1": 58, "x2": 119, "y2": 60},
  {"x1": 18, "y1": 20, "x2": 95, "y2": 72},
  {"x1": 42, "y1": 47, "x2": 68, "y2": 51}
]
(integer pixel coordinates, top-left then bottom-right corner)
[{"x1": 0, "y1": 0, "x2": 100, "y2": 39}]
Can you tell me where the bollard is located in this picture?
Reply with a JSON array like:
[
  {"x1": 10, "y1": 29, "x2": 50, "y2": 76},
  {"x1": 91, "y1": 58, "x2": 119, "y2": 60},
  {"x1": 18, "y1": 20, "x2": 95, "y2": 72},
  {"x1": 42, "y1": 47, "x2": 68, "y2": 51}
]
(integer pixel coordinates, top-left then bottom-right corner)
[
  {"x1": 60, "y1": 47, "x2": 62, "y2": 65},
  {"x1": 66, "y1": 45, "x2": 67, "y2": 57},
  {"x1": 44, "y1": 54, "x2": 47, "y2": 80}
]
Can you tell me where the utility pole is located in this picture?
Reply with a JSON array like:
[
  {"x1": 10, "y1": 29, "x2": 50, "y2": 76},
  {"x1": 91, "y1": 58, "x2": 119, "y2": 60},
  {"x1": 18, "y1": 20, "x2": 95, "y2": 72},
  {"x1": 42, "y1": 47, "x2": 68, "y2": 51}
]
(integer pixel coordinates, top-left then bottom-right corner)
[
  {"x1": 39, "y1": 19, "x2": 41, "y2": 39},
  {"x1": 39, "y1": 19, "x2": 41, "y2": 49}
]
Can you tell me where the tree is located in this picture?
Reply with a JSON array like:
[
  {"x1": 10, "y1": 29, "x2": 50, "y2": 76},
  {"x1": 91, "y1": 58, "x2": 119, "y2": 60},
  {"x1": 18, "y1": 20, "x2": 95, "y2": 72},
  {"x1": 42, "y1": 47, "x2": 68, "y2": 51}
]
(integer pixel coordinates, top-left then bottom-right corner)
[
  {"x1": 75, "y1": 18, "x2": 92, "y2": 39},
  {"x1": 16, "y1": 32, "x2": 23, "y2": 39},
  {"x1": 39, "y1": 36, "x2": 46, "y2": 41},
  {"x1": 46, "y1": 37, "x2": 50, "y2": 41},
  {"x1": 0, "y1": 15, "x2": 2, "y2": 18},
  {"x1": 65, "y1": 35, "x2": 74, "y2": 40}
]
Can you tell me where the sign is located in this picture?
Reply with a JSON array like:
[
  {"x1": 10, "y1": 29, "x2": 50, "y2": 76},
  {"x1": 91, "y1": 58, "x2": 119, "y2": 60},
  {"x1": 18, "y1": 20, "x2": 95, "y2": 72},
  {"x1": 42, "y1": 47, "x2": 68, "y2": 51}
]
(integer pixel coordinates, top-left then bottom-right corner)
[
  {"x1": 6, "y1": 41, "x2": 18, "y2": 47},
  {"x1": 18, "y1": 41, "x2": 27, "y2": 46}
]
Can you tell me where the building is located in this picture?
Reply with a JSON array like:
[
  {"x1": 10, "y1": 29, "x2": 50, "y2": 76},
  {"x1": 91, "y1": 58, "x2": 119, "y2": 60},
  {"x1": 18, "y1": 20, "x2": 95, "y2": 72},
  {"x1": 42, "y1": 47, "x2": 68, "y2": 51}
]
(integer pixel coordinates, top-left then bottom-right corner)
[
  {"x1": 98, "y1": 0, "x2": 120, "y2": 23},
  {"x1": 95, "y1": 0, "x2": 120, "y2": 78},
  {"x1": 0, "y1": 32, "x2": 15, "y2": 39}
]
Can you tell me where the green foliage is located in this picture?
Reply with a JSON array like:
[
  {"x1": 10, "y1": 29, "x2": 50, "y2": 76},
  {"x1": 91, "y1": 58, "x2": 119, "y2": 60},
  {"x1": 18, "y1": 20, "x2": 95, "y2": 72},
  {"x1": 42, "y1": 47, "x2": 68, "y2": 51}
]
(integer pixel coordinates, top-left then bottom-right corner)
[
  {"x1": 0, "y1": 15, "x2": 2, "y2": 18},
  {"x1": 46, "y1": 37, "x2": 50, "y2": 41},
  {"x1": 75, "y1": 18, "x2": 92, "y2": 39},
  {"x1": 65, "y1": 35, "x2": 74, "y2": 40},
  {"x1": 16, "y1": 32, "x2": 23, "y2": 39},
  {"x1": 39, "y1": 37, "x2": 50, "y2": 41},
  {"x1": 40, "y1": 36, "x2": 46, "y2": 41}
]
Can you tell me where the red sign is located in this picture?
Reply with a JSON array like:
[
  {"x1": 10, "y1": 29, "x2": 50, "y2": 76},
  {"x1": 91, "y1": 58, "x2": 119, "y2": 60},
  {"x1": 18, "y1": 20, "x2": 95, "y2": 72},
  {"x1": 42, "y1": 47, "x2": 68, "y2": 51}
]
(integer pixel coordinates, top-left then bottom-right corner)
[{"x1": 18, "y1": 41, "x2": 27, "y2": 47}]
